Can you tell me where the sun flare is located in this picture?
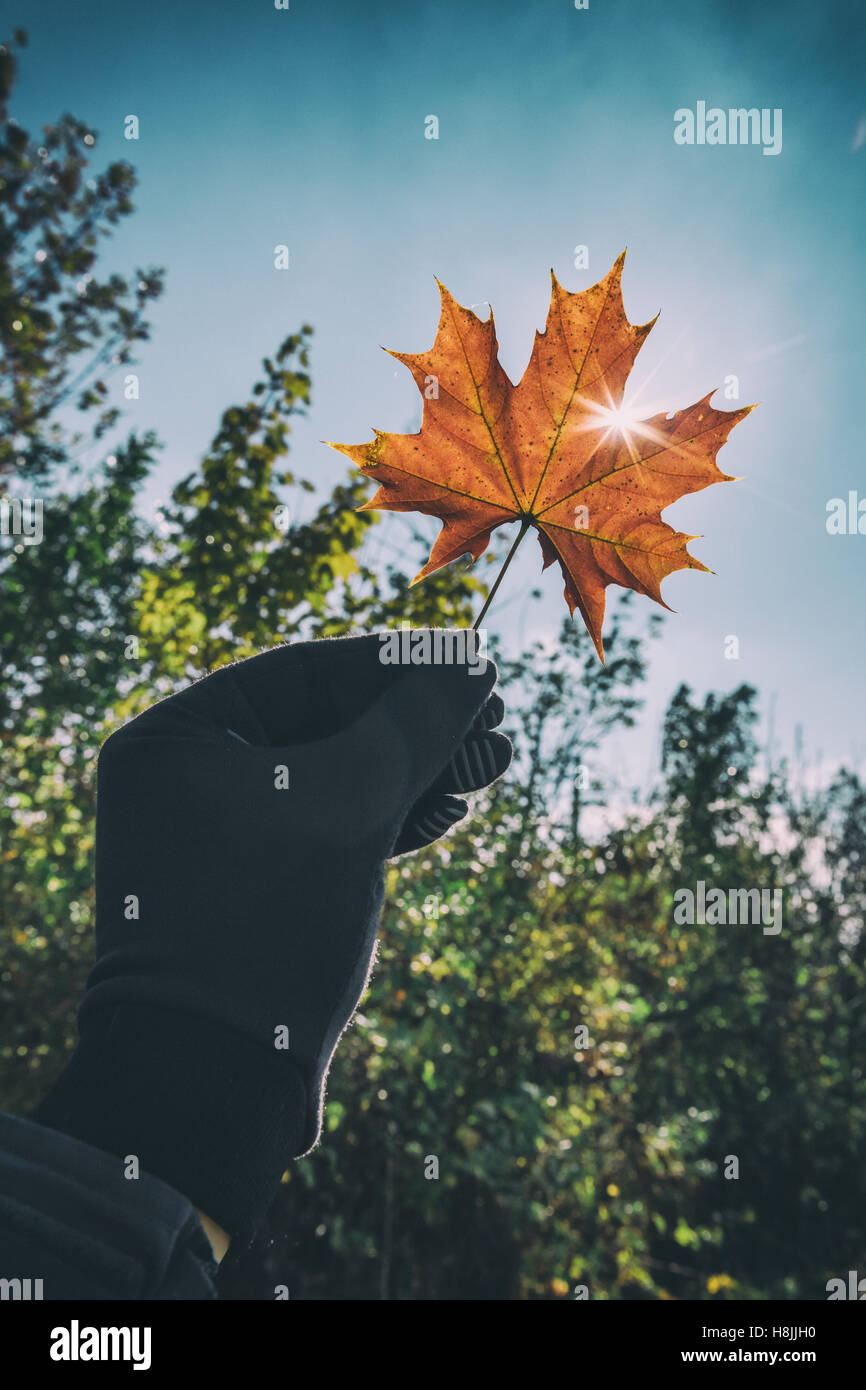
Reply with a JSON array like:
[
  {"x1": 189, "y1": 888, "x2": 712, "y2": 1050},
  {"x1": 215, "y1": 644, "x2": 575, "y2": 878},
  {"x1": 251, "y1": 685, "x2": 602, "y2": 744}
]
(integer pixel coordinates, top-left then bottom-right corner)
[
  {"x1": 580, "y1": 395, "x2": 668, "y2": 462},
  {"x1": 591, "y1": 400, "x2": 646, "y2": 441},
  {"x1": 602, "y1": 404, "x2": 642, "y2": 435}
]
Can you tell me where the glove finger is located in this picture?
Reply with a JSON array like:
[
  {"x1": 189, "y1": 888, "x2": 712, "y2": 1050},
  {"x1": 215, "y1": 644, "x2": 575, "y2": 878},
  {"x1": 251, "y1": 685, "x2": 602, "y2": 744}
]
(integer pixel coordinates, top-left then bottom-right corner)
[
  {"x1": 391, "y1": 794, "x2": 468, "y2": 856},
  {"x1": 428, "y1": 730, "x2": 512, "y2": 795},
  {"x1": 224, "y1": 634, "x2": 391, "y2": 745},
  {"x1": 253, "y1": 655, "x2": 498, "y2": 850},
  {"x1": 391, "y1": 701, "x2": 508, "y2": 854},
  {"x1": 208, "y1": 632, "x2": 495, "y2": 755},
  {"x1": 472, "y1": 692, "x2": 505, "y2": 732},
  {"x1": 121, "y1": 636, "x2": 501, "y2": 754},
  {"x1": 112, "y1": 634, "x2": 390, "y2": 747},
  {"x1": 342, "y1": 655, "x2": 499, "y2": 804}
]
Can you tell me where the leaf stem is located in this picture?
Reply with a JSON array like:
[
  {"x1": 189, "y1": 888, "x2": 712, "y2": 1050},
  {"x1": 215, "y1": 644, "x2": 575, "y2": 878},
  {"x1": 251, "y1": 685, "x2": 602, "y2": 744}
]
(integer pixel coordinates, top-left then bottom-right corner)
[{"x1": 472, "y1": 520, "x2": 530, "y2": 631}]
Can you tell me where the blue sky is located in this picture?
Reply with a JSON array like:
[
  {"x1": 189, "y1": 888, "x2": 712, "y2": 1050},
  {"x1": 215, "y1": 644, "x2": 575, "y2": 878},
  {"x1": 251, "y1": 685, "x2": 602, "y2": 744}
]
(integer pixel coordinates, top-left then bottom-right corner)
[{"x1": 9, "y1": 0, "x2": 865, "y2": 790}]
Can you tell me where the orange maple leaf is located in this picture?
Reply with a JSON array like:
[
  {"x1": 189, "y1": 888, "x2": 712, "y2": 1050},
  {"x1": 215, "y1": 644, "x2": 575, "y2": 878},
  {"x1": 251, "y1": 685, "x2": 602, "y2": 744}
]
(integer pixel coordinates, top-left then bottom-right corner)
[{"x1": 328, "y1": 252, "x2": 754, "y2": 660}]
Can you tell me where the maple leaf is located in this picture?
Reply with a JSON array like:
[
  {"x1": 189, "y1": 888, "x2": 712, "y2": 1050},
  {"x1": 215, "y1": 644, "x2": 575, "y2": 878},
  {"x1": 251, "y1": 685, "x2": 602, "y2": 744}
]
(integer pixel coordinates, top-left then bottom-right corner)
[{"x1": 327, "y1": 253, "x2": 754, "y2": 660}]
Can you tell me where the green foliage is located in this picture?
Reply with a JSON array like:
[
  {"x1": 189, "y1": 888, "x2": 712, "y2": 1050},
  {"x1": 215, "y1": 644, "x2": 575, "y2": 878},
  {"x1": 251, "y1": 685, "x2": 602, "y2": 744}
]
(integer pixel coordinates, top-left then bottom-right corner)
[
  {"x1": 0, "y1": 433, "x2": 158, "y2": 735},
  {"x1": 0, "y1": 28, "x2": 163, "y2": 479}
]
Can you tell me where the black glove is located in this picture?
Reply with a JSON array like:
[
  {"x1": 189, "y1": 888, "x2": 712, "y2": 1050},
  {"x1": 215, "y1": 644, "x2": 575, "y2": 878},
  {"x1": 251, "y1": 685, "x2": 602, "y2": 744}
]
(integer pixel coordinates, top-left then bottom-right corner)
[{"x1": 35, "y1": 632, "x2": 511, "y2": 1244}]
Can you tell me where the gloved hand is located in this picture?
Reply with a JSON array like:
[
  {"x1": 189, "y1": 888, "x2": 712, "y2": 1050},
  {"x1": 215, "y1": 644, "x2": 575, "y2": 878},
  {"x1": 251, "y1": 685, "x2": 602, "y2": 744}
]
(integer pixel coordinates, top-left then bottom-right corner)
[{"x1": 35, "y1": 631, "x2": 511, "y2": 1243}]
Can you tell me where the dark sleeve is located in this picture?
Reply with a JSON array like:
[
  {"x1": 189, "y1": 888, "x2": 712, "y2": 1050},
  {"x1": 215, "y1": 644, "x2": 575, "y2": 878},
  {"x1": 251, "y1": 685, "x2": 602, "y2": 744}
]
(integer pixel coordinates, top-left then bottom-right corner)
[{"x1": 0, "y1": 1112, "x2": 218, "y2": 1299}]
